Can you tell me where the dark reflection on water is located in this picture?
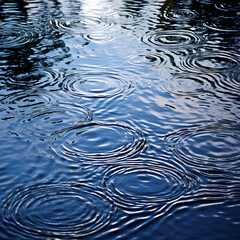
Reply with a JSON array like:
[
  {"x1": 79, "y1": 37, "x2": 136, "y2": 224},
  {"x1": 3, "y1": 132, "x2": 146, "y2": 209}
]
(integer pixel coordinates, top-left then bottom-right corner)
[{"x1": 0, "y1": 0, "x2": 240, "y2": 239}]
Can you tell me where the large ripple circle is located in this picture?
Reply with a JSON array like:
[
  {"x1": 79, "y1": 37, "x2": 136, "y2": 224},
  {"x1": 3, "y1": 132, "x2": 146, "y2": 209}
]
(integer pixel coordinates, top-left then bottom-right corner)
[
  {"x1": 6, "y1": 68, "x2": 62, "y2": 90},
  {"x1": 0, "y1": 23, "x2": 40, "y2": 48},
  {"x1": 180, "y1": 49, "x2": 240, "y2": 73},
  {"x1": 51, "y1": 122, "x2": 147, "y2": 163},
  {"x1": 62, "y1": 71, "x2": 132, "y2": 99},
  {"x1": 166, "y1": 122, "x2": 240, "y2": 170},
  {"x1": 142, "y1": 30, "x2": 201, "y2": 49},
  {"x1": 1, "y1": 183, "x2": 114, "y2": 239},
  {"x1": 159, "y1": 72, "x2": 216, "y2": 96},
  {"x1": 103, "y1": 163, "x2": 194, "y2": 211}
]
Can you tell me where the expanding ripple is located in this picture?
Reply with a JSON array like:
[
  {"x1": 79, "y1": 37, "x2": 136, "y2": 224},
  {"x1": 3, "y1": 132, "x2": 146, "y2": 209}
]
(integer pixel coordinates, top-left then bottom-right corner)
[
  {"x1": 62, "y1": 71, "x2": 132, "y2": 99},
  {"x1": 6, "y1": 68, "x2": 62, "y2": 90},
  {"x1": 142, "y1": 30, "x2": 201, "y2": 49},
  {"x1": 103, "y1": 162, "x2": 195, "y2": 211},
  {"x1": 166, "y1": 121, "x2": 240, "y2": 171},
  {"x1": 1, "y1": 183, "x2": 114, "y2": 239},
  {"x1": 180, "y1": 48, "x2": 240, "y2": 73},
  {"x1": 18, "y1": 102, "x2": 92, "y2": 137},
  {"x1": 0, "y1": 23, "x2": 41, "y2": 49},
  {"x1": 159, "y1": 72, "x2": 216, "y2": 96},
  {"x1": 163, "y1": 8, "x2": 197, "y2": 22},
  {"x1": 51, "y1": 122, "x2": 147, "y2": 163},
  {"x1": 204, "y1": 16, "x2": 240, "y2": 32}
]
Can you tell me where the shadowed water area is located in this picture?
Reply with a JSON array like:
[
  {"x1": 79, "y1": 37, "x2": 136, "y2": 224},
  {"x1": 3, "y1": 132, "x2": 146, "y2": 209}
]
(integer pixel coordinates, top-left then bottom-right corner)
[{"x1": 0, "y1": 0, "x2": 239, "y2": 239}]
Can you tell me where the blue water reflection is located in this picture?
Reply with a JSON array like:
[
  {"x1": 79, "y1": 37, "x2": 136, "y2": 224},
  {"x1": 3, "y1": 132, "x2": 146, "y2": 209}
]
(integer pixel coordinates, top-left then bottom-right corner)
[{"x1": 0, "y1": 0, "x2": 239, "y2": 239}]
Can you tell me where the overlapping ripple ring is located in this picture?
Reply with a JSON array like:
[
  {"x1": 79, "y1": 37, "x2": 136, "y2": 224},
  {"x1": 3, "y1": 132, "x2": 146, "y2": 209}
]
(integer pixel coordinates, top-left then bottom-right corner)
[
  {"x1": 1, "y1": 183, "x2": 114, "y2": 239},
  {"x1": 165, "y1": 122, "x2": 240, "y2": 171},
  {"x1": 6, "y1": 68, "x2": 62, "y2": 89},
  {"x1": 1, "y1": 90, "x2": 52, "y2": 116},
  {"x1": 49, "y1": 16, "x2": 113, "y2": 33},
  {"x1": 163, "y1": 8, "x2": 197, "y2": 22},
  {"x1": 49, "y1": 16, "x2": 115, "y2": 42},
  {"x1": 141, "y1": 30, "x2": 201, "y2": 49},
  {"x1": 103, "y1": 162, "x2": 194, "y2": 211},
  {"x1": 180, "y1": 49, "x2": 240, "y2": 73},
  {"x1": 159, "y1": 72, "x2": 217, "y2": 96},
  {"x1": 62, "y1": 71, "x2": 132, "y2": 99},
  {"x1": 204, "y1": 16, "x2": 240, "y2": 32},
  {"x1": 19, "y1": 102, "x2": 93, "y2": 137},
  {"x1": 215, "y1": 2, "x2": 240, "y2": 12},
  {"x1": 0, "y1": 23, "x2": 40, "y2": 48},
  {"x1": 51, "y1": 122, "x2": 147, "y2": 163}
]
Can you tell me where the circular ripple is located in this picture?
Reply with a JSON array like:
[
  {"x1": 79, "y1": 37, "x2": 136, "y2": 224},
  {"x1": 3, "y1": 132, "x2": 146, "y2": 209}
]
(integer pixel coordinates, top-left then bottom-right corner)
[
  {"x1": 181, "y1": 49, "x2": 240, "y2": 73},
  {"x1": 160, "y1": 73, "x2": 216, "y2": 96},
  {"x1": 163, "y1": 8, "x2": 197, "y2": 21},
  {"x1": 1, "y1": 183, "x2": 114, "y2": 239},
  {"x1": 62, "y1": 71, "x2": 132, "y2": 99},
  {"x1": 0, "y1": 23, "x2": 40, "y2": 48},
  {"x1": 6, "y1": 68, "x2": 62, "y2": 90},
  {"x1": 19, "y1": 102, "x2": 92, "y2": 137},
  {"x1": 142, "y1": 30, "x2": 201, "y2": 49},
  {"x1": 204, "y1": 16, "x2": 240, "y2": 32},
  {"x1": 166, "y1": 122, "x2": 240, "y2": 170},
  {"x1": 103, "y1": 163, "x2": 194, "y2": 211},
  {"x1": 215, "y1": 2, "x2": 240, "y2": 12},
  {"x1": 51, "y1": 122, "x2": 147, "y2": 163}
]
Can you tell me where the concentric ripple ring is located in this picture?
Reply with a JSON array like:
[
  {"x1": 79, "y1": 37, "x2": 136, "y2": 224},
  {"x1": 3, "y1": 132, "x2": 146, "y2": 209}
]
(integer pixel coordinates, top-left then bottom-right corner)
[
  {"x1": 0, "y1": 23, "x2": 40, "y2": 48},
  {"x1": 103, "y1": 163, "x2": 194, "y2": 211},
  {"x1": 141, "y1": 30, "x2": 201, "y2": 49},
  {"x1": 51, "y1": 122, "x2": 147, "y2": 163},
  {"x1": 166, "y1": 121, "x2": 240, "y2": 170},
  {"x1": 62, "y1": 71, "x2": 132, "y2": 99},
  {"x1": 1, "y1": 183, "x2": 114, "y2": 239}
]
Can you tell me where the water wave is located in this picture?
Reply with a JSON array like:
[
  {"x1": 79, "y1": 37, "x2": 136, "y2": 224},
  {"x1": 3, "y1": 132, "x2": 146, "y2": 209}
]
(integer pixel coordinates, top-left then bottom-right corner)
[
  {"x1": 51, "y1": 122, "x2": 147, "y2": 163},
  {"x1": 102, "y1": 162, "x2": 195, "y2": 212},
  {"x1": 0, "y1": 23, "x2": 41, "y2": 49},
  {"x1": 62, "y1": 71, "x2": 132, "y2": 99},
  {"x1": 180, "y1": 48, "x2": 240, "y2": 73},
  {"x1": 165, "y1": 121, "x2": 240, "y2": 171},
  {"x1": 1, "y1": 183, "x2": 114, "y2": 239},
  {"x1": 142, "y1": 30, "x2": 201, "y2": 49}
]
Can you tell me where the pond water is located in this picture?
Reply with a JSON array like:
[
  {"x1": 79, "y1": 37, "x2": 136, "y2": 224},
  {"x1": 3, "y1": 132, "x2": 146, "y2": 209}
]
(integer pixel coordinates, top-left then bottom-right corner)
[{"x1": 0, "y1": 0, "x2": 239, "y2": 239}]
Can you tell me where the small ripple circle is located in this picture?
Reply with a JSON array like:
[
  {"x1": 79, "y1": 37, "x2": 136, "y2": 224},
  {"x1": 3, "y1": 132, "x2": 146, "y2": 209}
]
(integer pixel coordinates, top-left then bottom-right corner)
[
  {"x1": 51, "y1": 122, "x2": 147, "y2": 163},
  {"x1": 1, "y1": 183, "x2": 114, "y2": 239},
  {"x1": 62, "y1": 71, "x2": 132, "y2": 99}
]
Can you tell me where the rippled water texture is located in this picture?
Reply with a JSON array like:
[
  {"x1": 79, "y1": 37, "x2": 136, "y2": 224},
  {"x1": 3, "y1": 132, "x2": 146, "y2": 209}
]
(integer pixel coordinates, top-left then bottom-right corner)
[{"x1": 0, "y1": 0, "x2": 240, "y2": 239}]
